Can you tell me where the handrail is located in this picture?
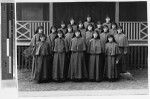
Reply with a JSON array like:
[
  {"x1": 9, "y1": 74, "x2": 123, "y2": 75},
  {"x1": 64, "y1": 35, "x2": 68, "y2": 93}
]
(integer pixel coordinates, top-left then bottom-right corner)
[
  {"x1": 16, "y1": 21, "x2": 148, "y2": 45},
  {"x1": 16, "y1": 20, "x2": 50, "y2": 22},
  {"x1": 16, "y1": 42, "x2": 148, "y2": 46}
]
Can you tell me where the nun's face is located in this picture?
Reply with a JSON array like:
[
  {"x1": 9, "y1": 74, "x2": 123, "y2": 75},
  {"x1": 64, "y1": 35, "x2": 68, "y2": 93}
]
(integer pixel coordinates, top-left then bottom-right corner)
[
  {"x1": 52, "y1": 28, "x2": 56, "y2": 32},
  {"x1": 79, "y1": 24, "x2": 83, "y2": 28},
  {"x1": 103, "y1": 27, "x2": 108, "y2": 32},
  {"x1": 58, "y1": 33, "x2": 62, "y2": 37},
  {"x1": 70, "y1": 20, "x2": 75, "y2": 25},
  {"x1": 61, "y1": 24, "x2": 65, "y2": 28},
  {"x1": 38, "y1": 28, "x2": 43, "y2": 33},
  {"x1": 112, "y1": 24, "x2": 116, "y2": 29},
  {"x1": 117, "y1": 29, "x2": 122, "y2": 34},
  {"x1": 106, "y1": 18, "x2": 110, "y2": 23},
  {"x1": 87, "y1": 17, "x2": 91, "y2": 22},
  {"x1": 93, "y1": 33, "x2": 98, "y2": 38},
  {"x1": 88, "y1": 26, "x2": 92, "y2": 31},
  {"x1": 40, "y1": 36, "x2": 45, "y2": 42},
  {"x1": 108, "y1": 37, "x2": 113, "y2": 42},
  {"x1": 97, "y1": 24, "x2": 102, "y2": 28},
  {"x1": 68, "y1": 28, "x2": 72, "y2": 32},
  {"x1": 75, "y1": 31, "x2": 80, "y2": 37}
]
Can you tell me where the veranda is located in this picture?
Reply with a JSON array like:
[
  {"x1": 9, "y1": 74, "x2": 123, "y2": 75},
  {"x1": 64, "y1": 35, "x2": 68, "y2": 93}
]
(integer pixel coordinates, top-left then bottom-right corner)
[{"x1": 16, "y1": 2, "x2": 148, "y2": 70}]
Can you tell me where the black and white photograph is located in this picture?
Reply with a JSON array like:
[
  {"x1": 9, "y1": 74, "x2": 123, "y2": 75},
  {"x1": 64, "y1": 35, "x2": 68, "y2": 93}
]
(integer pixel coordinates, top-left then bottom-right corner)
[{"x1": 0, "y1": 0, "x2": 149, "y2": 98}]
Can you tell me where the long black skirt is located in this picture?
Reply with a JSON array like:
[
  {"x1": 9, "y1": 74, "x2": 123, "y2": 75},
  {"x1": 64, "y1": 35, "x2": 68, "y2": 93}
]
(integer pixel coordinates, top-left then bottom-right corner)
[
  {"x1": 68, "y1": 52, "x2": 88, "y2": 80},
  {"x1": 88, "y1": 54, "x2": 103, "y2": 81},
  {"x1": 104, "y1": 55, "x2": 119, "y2": 80},
  {"x1": 34, "y1": 55, "x2": 52, "y2": 83},
  {"x1": 52, "y1": 53, "x2": 66, "y2": 81}
]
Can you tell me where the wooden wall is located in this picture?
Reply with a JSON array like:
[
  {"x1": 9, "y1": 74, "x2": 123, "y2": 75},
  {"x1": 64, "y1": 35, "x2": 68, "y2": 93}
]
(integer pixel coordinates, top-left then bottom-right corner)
[
  {"x1": 119, "y1": 1, "x2": 147, "y2": 21},
  {"x1": 17, "y1": 46, "x2": 148, "y2": 70},
  {"x1": 16, "y1": 3, "x2": 49, "y2": 21},
  {"x1": 53, "y1": 2, "x2": 116, "y2": 27},
  {"x1": 16, "y1": 2, "x2": 147, "y2": 23}
]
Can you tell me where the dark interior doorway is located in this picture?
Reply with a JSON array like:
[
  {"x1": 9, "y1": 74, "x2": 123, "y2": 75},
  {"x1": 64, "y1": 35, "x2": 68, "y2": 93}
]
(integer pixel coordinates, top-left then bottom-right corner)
[{"x1": 53, "y1": 2, "x2": 116, "y2": 27}]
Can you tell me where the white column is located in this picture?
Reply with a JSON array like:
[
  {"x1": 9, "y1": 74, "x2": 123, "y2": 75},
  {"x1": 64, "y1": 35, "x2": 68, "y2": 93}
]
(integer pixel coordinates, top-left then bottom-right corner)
[
  {"x1": 49, "y1": 2, "x2": 53, "y2": 27},
  {"x1": 115, "y1": 2, "x2": 119, "y2": 25},
  {"x1": 14, "y1": 2, "x2": 16, "y2": 79}
]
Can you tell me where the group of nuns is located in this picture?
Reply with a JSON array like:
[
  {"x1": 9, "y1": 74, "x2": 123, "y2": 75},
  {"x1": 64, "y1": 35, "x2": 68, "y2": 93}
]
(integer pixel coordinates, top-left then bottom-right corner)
[{"x1": 29, "y1": 15, "x2": 129, "y2": 83}]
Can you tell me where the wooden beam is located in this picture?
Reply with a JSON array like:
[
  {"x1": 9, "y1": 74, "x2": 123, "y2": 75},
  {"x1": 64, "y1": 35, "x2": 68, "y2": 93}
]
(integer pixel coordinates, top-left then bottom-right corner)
[
  {"x1": 49, "y1": 2, "x2": 53, "y2": 27},
  {"x1": 115, "y1": 2, "x2": 119, "y2": 25}
]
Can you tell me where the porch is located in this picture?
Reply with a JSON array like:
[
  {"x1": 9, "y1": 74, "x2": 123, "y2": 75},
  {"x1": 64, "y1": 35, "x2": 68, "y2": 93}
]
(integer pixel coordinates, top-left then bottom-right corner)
[
  {"x1": 16, "y1": 21, "x2": 148, "y2": 70},
  {"x1": 16, "y1": 2, "x2": 148, "y2": 93},
  {"x1": 16, "y1": 2, "x2": 148, "y2": 70}
]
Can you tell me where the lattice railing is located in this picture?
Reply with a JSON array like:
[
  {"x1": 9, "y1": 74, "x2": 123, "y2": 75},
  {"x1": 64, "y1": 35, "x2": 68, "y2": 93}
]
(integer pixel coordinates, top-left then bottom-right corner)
[
  {"x1": 140, "y1": 22, "x2": 148, "y2": 40},
  {"x1": 17, "y1": 22, "x2": 31, "y2": 40},
  {"x1": 16, "y1": 21, "x2": 50, "y2": 41},
  {"x1": 119, "y1": 22, "x2": 148, "y2": 41},
  {"x1": 16, "y1": 21, "x2": 148, "y2": 43}
]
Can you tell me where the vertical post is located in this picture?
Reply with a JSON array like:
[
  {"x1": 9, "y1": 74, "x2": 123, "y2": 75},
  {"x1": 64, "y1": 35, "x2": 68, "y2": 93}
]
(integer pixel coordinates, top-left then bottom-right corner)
[
  {"x1": 0, "y1": 2, "x2": 1, "y2": 81},
  {"x1": 49, "y1": 2, "x2": 53, "y2": 27},
  {"x1": 115, "y1": 2, "x2": 119, "y2": 25},
  {"x1": 13, "y1": 2, "x2": 16, "y2": 78}
]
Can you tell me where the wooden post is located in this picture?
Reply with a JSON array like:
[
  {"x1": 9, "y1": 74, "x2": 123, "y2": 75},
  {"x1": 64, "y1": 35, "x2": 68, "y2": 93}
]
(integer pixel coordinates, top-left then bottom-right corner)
[
  {"x1": 115, "y1": 2, "x2": 119, "y2": 25},
  {"x1": 49, "y1": 2, "x2": 53, "y2": 27}
]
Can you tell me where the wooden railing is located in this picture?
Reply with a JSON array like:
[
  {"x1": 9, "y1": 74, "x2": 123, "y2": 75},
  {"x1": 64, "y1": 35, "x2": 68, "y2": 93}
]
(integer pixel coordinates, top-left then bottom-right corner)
[
  {"x1": 16, "y1": 21, "x2": 148, "y2": 43},
  {"x1": 16, "y1": 21, "x2": 148, "y2": 69},
  {"x1": 16, "y1": 21, "x2": 50, "y2": 41},
  {"x1": 119, "y1": 21, "x2": 148, "y2": 41}
]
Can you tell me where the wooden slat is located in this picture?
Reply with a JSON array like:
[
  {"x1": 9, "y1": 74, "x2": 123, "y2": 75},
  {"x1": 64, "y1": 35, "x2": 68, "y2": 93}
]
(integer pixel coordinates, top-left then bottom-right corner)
[
  {"x1": 17, "y1": 46, "x2": 20, "y2": 69},
  {"x1": 34, "y1": 22, "x2": 37, "y2": 34},
  {"x1": 47, "y1": 22, "x2": 49, "y2": 36},
  {"x1": 143, "y1": 46, "x2": 146, "y2": 68},
  {"x1": 136, "y1": 23, "x2": 138, "y2": 39},
  {"x1": 132, "y1": 23, "x2": 134, "y2": 40},
  {"x1": 128, "y1": 23, "x2": 131, "y2": 40},
  {"x1": 141, "y1": 46, "x2": 144, "y2": 68},
  {"x1": 136, "y1": 23, "x2": 138, "y2": 40},
  {"x1": 134, "y1": 23, "x2": 136, "y2": 40},
  {"x1": 137, "y1": 46, "x2": 140, "y2": 68},
  {"x1": 138, "y1": 23, "x2": 140, "y2": 39},
  {"x1": 17, "y1": 47, "x2": 19, "y2": 69},
  {"x1": 125, "y1": 22, "x2": 127, "y2": 38},
  {"x1": 133, "y1": 22, "x2": 135, "y2": 40},
  {"x1": 43, "y1": 22, "x2": 46, "y2": 35},
  {"x1": 133, "y1": 23, "x2": 135, "y2": 40},
  {"x1": 17, "y1": 46, "x2": 148, "y2": 70},
  {"x1": 131, "y1": 23, "x2": 133, "y2": 40},
  {"x1": 144, "y1": 46, "x2": 147, "y2": 68},
  {"x1": 30, "y1": 22, "x2": 33, "y2": 38},
  {"x1": 129, "y1": 47, "x2": 132, "y2": 69},
  {"x1": 22, "y1": 46, "x2": 24, "y2": 69},
  {"x1": 16, "y1": 21, "x2": 147, "y2": 41}
]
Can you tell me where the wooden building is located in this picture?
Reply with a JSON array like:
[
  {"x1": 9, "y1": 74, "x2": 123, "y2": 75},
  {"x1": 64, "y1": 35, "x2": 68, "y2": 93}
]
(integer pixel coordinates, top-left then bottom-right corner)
[{"x1": 16, "y1": 2, "x2": 147, "y2": 70}]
